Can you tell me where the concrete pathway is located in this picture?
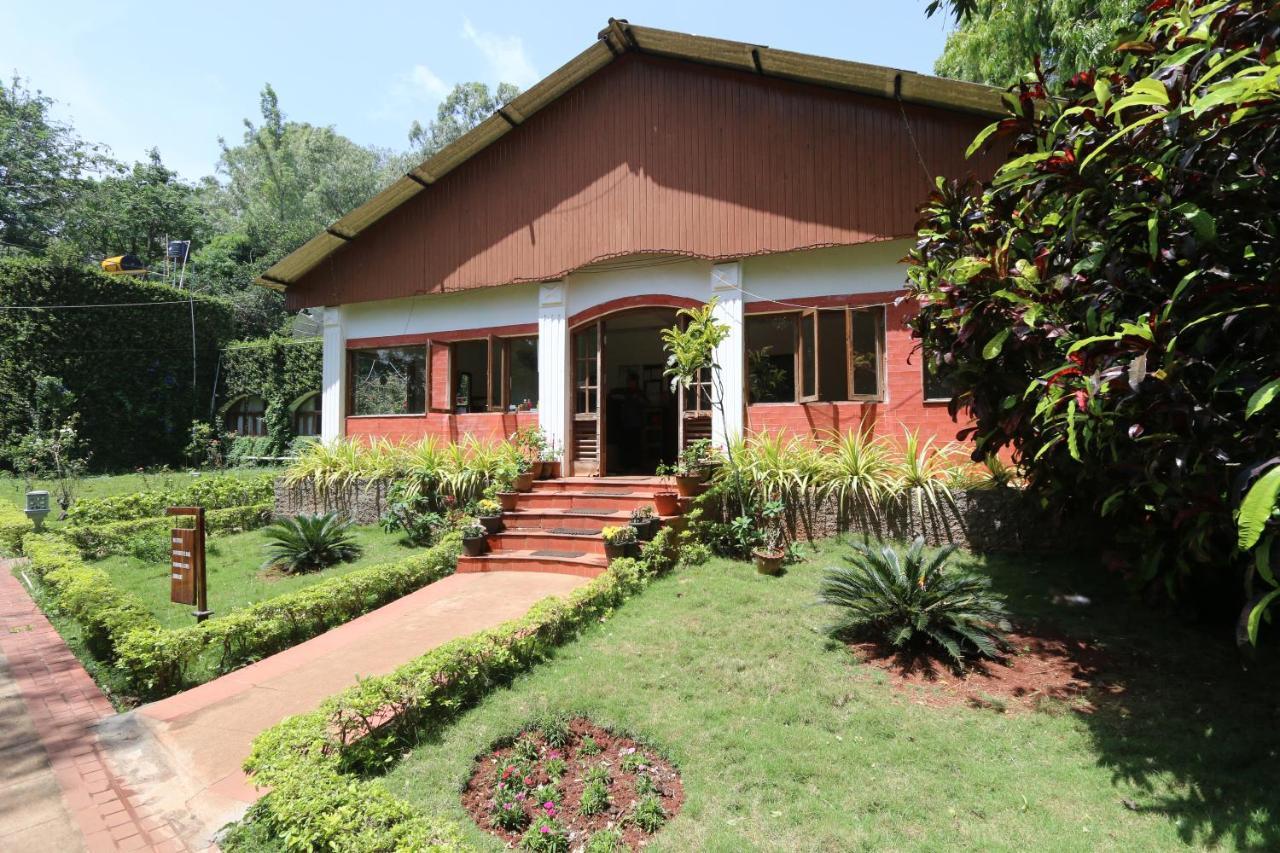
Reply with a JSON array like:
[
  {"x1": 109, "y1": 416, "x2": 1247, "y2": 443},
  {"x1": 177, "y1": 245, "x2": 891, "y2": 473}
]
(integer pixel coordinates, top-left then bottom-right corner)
[
  {"x1": 0, "y1": 561, "x2": 188, "y2": 852},
  {"x1": 98, "y1": 570, "x2": 590, "y2": 849}
]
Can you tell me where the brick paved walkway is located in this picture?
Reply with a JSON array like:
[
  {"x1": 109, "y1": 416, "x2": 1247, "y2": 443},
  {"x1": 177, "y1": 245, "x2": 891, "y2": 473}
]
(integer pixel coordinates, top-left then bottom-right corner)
[{"x1": 0, "y1": 560, "x2": 188, "y2": 853}]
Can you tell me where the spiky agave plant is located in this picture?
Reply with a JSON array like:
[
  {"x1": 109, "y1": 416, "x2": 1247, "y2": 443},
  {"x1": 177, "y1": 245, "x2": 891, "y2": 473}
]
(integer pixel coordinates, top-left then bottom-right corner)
[
  {"x1": 817, "y1": 536, "x2": 1008, "y2": 668},
  {"x1": 261, "y1": 513, "x2": 363, "y2": 574}
]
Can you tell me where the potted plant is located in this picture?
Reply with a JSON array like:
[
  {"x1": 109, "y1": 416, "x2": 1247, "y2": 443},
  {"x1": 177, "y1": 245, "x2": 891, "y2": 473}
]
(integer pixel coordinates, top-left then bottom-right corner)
[
  {"x1": 680, "y1": 439, "x2": 716, "y2": 483},
  {"x1": 601, "y1": 525, "x2": 637, "y2": 563},
  {"x1": 476, "y1": 498, "x2": 504, "y2": 534},
  {"x1": 673, "y1": 462, "x2": 704, "y2": 497},
  {"x1": 751, "y1": 500, "x2": 787, "y2": 576},
  {"x1": 652, "y1": 464, "x2": 682, "y2": 516},
  {"x1": 540, "y1": 438, "x2": 563, "y2": 480},
  {"x1": 493, "y1": 463, "x2": 520, "y2": 512},
  {"x1": 630, "y1": 505, "x2": 658, "y2": 541},
  {"x1": 513, "y1": 456, "x2": 535, "y2": 493},
  {"x1": 461, "y1": 520, "x2": 488, "y2": 557},
  {"x1": 511, "y1": 425, "x2": 548, "y2": 479}
]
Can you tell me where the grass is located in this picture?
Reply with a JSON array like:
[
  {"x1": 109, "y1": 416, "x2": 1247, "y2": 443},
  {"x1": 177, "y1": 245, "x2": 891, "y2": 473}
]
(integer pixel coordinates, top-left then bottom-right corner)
[
  {"x1": 0, "y1": 467, "x2": 276, "y2": 529},
  {"x1": 383, "y1": 539, "x2": 1280, "y2": 851},
  {"x1": 91, "y1": 523, "x2": 420, "y2": 629}
]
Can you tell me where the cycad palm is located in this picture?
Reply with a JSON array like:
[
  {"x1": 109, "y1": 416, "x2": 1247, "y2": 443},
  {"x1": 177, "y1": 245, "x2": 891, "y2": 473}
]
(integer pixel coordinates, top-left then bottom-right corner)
[
  {"x1": 817, "y1": 536, "x2": 1008, "y2": 669},
  {"x1": 261, "y1": 513, "x2": 363, "y2": 574}
]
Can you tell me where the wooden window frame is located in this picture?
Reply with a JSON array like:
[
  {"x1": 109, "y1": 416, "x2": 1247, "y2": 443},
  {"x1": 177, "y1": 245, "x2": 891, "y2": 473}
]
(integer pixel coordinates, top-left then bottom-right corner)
[
  {"x1": 503, "y1": 334, "x2": 539, "y2": 413},
  {"x1": 746, "y1": 305, "x2": 887, "y2": 405},
  {"x1": 847, "y1": 305, "x2": 886, "y2": 403},
  {"x1": 346, "y1": 345, "x2": 429, "y2": 417}
]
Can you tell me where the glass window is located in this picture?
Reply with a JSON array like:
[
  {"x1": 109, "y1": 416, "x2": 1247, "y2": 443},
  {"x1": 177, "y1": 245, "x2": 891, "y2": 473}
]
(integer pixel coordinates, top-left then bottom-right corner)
[
  {"x1": 507, "y1": 336, "x2": 538, "y2": 411},
  {"x1": 923, "y1": 360, "x2": 956, "y2": 402},
  {"x1": 746, "y1": 314, "x2": 796, "y2": 403},
  {"x1": 293, "y1": 393, "x2": 321, "y2": 436},
  {"x1": 351, "y1": 347, "x2": 426, "y2": 415},
  {"x1": 225, "y1": 395, "x2": 266, "y2": 435},
  {"x1": 574, "y1": 325, "x2": 599, "y2": 415},
  {"x1": 746, "y1": 306, "x2": 886, "y2": 403},
  {"x1": 452, "y1": 340, "x2": 489, "y2": 413}
]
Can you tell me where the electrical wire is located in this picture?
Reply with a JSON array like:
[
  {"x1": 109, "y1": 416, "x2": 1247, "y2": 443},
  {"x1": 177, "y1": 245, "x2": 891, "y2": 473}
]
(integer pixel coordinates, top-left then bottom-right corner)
[{"x1": 0, "y1": 299, "x2": 194, "y2": 310}]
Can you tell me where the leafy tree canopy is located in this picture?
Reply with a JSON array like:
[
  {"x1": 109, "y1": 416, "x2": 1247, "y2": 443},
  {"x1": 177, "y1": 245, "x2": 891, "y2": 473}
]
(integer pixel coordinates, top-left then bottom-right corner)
[
  {"x1": 934, "y1": 0, "x2": 1144, "y2": 87},
  {"x1": 408, "y1": 81, "x2": 520, "y2": 157},
  {"x1": 907, "y1": 0, "x2": 1280, "y2": 634}
]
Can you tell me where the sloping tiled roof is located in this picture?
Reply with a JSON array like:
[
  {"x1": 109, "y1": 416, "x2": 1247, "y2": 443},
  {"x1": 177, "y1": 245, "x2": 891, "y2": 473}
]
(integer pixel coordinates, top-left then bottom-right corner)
[{"x1": 257, "y1": 18, "x2": 1003, "y2": 291}]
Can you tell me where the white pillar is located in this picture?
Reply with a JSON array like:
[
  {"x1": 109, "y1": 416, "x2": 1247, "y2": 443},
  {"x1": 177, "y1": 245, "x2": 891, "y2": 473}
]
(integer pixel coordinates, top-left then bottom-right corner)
[
  {"x1": 711, "y1": 261, "x2": 744, "y2": 448},
  {"x1": 537, "y1": 282, "x2": 568, "y2": 454},
  {"x1": 320, "y1": 306, "x2": 346, "y2": 442}
]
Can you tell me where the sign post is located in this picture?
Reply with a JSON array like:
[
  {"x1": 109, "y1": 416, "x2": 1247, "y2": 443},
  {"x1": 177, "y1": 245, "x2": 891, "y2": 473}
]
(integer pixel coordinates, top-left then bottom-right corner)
[{"x1": 167, "y1": 507, "x2": 211, "y2": 623}]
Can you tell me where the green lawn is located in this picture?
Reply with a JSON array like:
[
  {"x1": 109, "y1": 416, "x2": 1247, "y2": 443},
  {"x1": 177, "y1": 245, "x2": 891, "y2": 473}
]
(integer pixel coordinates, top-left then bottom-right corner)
[
  {"x1": 383, "y1": 540, "x2": 1279, "y2": 851},
  {"x1": 92, "y1": 523, "x2": 421, "y2": 628},
  {"x1": 0, "y1": 467, "x2": 276, "y2": 529}
]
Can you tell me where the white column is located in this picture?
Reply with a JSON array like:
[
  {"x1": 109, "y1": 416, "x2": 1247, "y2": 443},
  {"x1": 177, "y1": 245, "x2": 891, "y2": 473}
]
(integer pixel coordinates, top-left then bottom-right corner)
[
  {"x1": 711, "y1": 261, "x2": 744, "y2": 448},
  {"x1": 320, "y1": 306, "x2": 346, "y2": 442},
  {"x1": 537, "y1": 282, "x2": 568, "y2": 454}
]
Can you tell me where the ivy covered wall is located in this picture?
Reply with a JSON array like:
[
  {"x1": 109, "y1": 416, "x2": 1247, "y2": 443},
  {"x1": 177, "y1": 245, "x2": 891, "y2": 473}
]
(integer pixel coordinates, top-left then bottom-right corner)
[
  {"x1": 219, "y1": 336, "x2": 322, "y2": 455},
  {"x1": 0, "y1": 255, "x2": 236, "y2": 470}
]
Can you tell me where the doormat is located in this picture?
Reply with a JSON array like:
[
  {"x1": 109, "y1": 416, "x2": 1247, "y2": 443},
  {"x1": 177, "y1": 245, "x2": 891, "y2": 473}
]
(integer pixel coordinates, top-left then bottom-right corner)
[
  {"x1": 530, "y1": 550, "x2": 586, "y2": 559},
  {"x1": 590, "y1": 490, "x2": 635, "y2": 496},
  {"x1": 566, "y1": 508, "x2": 620, "y2": 515},
  {"x1": 547, "y1": 528, "x2": 598, "y2": 536}
]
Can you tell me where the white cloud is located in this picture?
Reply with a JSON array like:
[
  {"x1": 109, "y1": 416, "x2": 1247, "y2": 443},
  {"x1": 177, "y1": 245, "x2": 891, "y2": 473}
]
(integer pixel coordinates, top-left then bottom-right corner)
[
  {"x1": 461, "y1": 18, "x2": 539, "y2": 88},
  {"x1": 409, "y1": 64, "x2": 449, "y2": 99}
]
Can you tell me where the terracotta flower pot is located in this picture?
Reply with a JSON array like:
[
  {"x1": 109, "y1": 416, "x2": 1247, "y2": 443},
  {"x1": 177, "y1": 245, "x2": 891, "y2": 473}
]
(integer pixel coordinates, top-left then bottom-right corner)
[
  {"x1": 463, "y1": 536, "x2": 488, "y2": 557},
  {"x1": 653, "y1": 491, "x2": 680, "y2": 516},
  {"x1": 542, "y1": 460, "x2": 562, "y2": 479},
  {"x1": 479, "y1": 514, "x2": 504, "y2": 535},
  {"x1": 497, "y1": 491, "x2": 519, "y2": 512},
  {"x1": 514, "y1": 472, "x2": 534, "y2": 492},
  {"x1": 531, "y1": 460, "x2": 547, "y2": 479},
  {"x1": 753, "y1": 549, "x2": 785, "y2": 576},
  {"x1": 675, "y1": 475, "x2": 703, "y2": 497}
]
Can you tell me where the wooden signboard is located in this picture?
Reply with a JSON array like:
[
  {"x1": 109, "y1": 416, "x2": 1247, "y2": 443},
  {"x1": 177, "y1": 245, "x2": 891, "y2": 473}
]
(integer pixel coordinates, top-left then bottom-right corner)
[
  {"x1": 167, "y1": 507, "x2": 211, "y2": 622},
  {"x1": 170, "y1": 527, "x2": 197, "y2": 605}
]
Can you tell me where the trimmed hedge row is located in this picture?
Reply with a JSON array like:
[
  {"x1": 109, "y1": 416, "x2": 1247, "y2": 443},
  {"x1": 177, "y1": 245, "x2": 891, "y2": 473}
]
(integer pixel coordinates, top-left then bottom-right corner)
[
  {"x1": 236, "y1": 528, "x2": 680, "y2": 852},
  {"x1": 63, "y1": 503, "x2": 273, "y2": 559},
  {"x1": 65, "y1": 472, "x2": 275, "y2": 526},
  {"x1": 25, "y1": 530, "x2": 463, "y2": 698},
  {"x1": 0, "y1": 502, "x2": 29, "y2": 554}
]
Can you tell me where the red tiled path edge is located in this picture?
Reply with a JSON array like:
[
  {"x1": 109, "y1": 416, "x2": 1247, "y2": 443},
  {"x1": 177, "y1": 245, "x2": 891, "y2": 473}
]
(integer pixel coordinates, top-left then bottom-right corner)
[{"x1": 0, "y1": 559, "x2": 188, "y2": 853}]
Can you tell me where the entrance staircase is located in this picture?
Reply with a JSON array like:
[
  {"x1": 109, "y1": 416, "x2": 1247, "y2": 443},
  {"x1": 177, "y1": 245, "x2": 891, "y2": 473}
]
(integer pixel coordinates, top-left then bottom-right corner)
[{"x1": 456, "y1": 476, "x2": 674, "y2": 578}]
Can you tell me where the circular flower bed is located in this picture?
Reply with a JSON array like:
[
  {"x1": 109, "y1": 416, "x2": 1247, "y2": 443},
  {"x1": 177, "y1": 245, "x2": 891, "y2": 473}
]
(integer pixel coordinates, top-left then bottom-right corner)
[{"x1": 462, "y1": 716, "x2": 683, "y2": 851}]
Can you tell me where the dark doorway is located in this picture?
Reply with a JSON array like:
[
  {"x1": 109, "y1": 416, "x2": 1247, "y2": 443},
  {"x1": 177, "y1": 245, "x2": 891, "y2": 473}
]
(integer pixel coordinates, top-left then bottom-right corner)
[{"x1": 602, "y1": 308, "x2": 679, "y2": 475}]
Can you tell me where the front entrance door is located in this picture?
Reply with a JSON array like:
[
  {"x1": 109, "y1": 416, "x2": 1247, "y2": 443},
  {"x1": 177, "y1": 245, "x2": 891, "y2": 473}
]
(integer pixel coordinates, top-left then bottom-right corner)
[{"x1": 570, "y1": 321, "x2": 603, "y2": 475}]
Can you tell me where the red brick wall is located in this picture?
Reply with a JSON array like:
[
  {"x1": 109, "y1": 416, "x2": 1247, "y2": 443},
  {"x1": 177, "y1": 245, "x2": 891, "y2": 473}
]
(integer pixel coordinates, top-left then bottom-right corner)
[{"x1": 346, "y1": 412, "x2": 535, "y2": 444}]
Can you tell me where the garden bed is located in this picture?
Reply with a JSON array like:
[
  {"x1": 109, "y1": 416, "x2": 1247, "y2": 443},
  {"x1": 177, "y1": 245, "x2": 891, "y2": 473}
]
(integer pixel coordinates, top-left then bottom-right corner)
[{"x1": 463, "y1": 718, "x2": 683, "y2": 850}]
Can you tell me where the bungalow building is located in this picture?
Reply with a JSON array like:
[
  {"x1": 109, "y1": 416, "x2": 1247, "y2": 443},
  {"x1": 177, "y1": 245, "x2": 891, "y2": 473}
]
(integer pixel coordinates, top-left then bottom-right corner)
[{"x1": 258, "y1": 20, "x2": 1002, "y2": 477}]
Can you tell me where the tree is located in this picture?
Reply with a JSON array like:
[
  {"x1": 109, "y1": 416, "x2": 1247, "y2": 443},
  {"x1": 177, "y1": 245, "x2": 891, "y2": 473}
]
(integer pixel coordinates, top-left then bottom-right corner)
[
  {"x1": 62, "y1": 148, "x2": 211, "y2": 266},
  {"x1": 0, "y1": 75, "x2": 99, "y2": 254},
  {"x1": 931, "y1": 0, "x2": 1143, "y2": 87},
  {"x1": 408, "y1": 82, "x2": 520, "y2": 157},
  {"x1": 906, "y1": 1, "x2": 1280, "y2": 637}
]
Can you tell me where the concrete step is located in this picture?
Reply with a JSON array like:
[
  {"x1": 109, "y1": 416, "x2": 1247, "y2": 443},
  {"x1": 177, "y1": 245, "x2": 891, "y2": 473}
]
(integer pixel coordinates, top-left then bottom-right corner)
[
  {"x1": 457, "y1": 549, "x2": 608, "y2": 578},
  {"x1": 488, "y1": 530, "x2": 608, "y2": 556},
  {"x1": 515, "y1": 490, "x2": 659, "y2": 513}
]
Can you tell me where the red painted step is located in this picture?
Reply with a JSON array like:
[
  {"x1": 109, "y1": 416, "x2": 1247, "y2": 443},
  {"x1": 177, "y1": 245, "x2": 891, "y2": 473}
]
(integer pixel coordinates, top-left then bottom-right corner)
[
  {"x1": 457, "y1": 549, "x2": 607, "y2": 578},
  {"x1": 488, "y1": 530, "x2": 608, "y2": 556},
  {"x1": 528, "y1": 476, "x2": 668, "y2": 496},
  {"x1": 515, "y1": 491, "x2": 659, "y2": 513}
]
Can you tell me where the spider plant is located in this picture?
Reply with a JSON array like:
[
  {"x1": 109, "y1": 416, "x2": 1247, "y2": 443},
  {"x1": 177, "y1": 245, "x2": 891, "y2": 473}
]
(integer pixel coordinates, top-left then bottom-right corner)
[
  {"x1": 820, "y1": 428, "x2": 893, "y2": 523},
  {"x1": 261, "y1": 513, "x2": 363, "y2": 574},
  {"x1": 889, "y1": 429, "x2": 961, "y2": 522},
  {"x1": 817, "y1": 536, "x2": 1009, "y2": 669}
]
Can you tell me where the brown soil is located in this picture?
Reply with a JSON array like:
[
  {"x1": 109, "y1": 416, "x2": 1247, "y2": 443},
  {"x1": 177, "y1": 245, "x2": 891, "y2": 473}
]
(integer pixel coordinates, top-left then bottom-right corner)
[
  {"x1": 461, "y1": 718, "x2": 684, "y2": 849},
  {"x1": 851, "y1": 629, "x2": 1119, "y2": 713}
]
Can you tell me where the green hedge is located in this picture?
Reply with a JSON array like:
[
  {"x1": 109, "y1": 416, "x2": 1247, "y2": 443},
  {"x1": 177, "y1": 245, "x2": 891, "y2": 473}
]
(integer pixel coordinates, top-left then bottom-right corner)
[
  {"x1": 63, "y1": 503, "x2": 273, "y2": 559},
  {"x1": 65, "y1": 472, "x2": 275, "y2": 526},
  {"x1": 236, "y1": 529, "x2": 680, "y2": 852},
  {"x1": 0, "y1": 255, "x2": 236, "y2": 470},
  {"x1": 0, "y1": 501, "x2": 30, "y2": 554},
  {"x1": 26, "y1": 530, "x2": 462, "y2": 697}
]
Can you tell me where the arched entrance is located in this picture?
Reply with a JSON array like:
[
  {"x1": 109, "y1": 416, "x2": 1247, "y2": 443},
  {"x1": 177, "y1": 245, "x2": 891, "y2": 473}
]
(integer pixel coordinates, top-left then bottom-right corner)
[{"x1": 569, "y1": 306, "x2": 710, "y2": 476}]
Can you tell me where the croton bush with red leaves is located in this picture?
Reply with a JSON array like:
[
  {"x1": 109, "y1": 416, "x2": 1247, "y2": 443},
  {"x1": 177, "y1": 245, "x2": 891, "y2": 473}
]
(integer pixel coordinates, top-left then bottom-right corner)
[{"x1": 906, "y1": 0, "x2": 1280, "y2": 640}]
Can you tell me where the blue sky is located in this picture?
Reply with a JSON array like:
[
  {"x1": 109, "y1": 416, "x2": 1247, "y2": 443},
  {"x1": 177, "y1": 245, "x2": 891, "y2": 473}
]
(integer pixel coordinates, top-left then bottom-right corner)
[{"x1": 3, "y1": 1, "x2": 956, "y2": 181}]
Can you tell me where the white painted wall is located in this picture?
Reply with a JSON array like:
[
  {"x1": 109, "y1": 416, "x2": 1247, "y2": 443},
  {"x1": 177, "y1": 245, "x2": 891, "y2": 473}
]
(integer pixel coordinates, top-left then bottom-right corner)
[
  {"x1": 342, "y1": 282, "x2": 541, "y2": 341},
  {"x1": 537, "y1": 283, "x2": 568, "y2": 454},
  {"x1": 320, "y1": 306, "x2": 346, "y2": 441},
  {"x1": 711, "y1": 261, "x2": 744, "y2": 447}
]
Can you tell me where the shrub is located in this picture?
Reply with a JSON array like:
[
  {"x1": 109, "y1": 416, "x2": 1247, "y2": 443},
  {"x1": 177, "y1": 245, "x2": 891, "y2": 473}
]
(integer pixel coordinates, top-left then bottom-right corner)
[
  {"x1": 520, "y1": 816, "x2": 568, "y2": 853},
  {"x1": 577, "y1": 735, "x2": 601, "y2": 756},
  {"x1": 0, "y1": 501, "x2": 30, "y2": 554},
  {"x1": 578, "y1": 779, "x2": 609, "y2": 816},
  {"x1": 535, "y1": 712, "x2": 571, "y2": 749},
  {"x1": 630, "y1": 794, "x2": 666, "y2": 833},
  {"x1": 65, "y1": 472, "x2": 274, "y2": 526},
  {"x1": 601, "y1": 525, "x2": 636, "y2": 545},
  {"x1": 817, "y1": 536, "x2": 1009, "y2": 669},
  {"x1": 261, "y1": 513, "x2": 363, "y2": 574},
  {"x1": 585, "y1": 829, "x2": 624, "y2": 853},
  {"x1": 491, "y1": 797, "x2": 528, "y2": 831},
  {"x1": 905, "y1": 0, "x2": 1280, "y2": 627},
  {"x1": 64, "y1": 503, "x2": 273, "y2": 559}
]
